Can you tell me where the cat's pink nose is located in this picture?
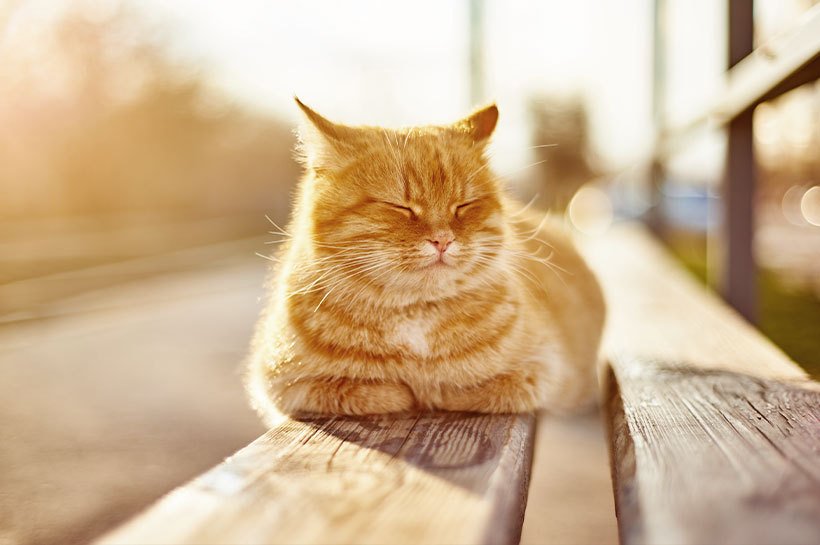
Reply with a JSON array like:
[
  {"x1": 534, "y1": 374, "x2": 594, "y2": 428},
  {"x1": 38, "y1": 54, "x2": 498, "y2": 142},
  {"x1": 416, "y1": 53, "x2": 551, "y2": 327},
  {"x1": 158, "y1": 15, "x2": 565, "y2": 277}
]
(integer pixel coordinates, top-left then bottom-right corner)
[{"x1": 428, "y1": 234, "x2": 454, "y2": 253}]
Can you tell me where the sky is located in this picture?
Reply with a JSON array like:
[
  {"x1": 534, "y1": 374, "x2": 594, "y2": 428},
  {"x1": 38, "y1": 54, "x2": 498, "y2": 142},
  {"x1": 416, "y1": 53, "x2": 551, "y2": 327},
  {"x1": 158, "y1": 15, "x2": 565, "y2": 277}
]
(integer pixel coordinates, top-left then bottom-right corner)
[
  {"x1": 131, "y1": 0, "x2": 817, "y2": 178},
  {"x1": 127, "y1": 0, "x2": 663, "y2": 172},
  {"x1": 14, "y1": 0, "x2": 806, "y2": 175}
]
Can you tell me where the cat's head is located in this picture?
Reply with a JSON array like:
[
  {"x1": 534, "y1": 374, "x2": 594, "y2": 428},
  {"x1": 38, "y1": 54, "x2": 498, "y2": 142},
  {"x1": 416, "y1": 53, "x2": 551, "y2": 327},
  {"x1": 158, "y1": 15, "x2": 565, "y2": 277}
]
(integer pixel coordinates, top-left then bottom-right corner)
[{"x1": 294, "y1": 98, "x2": 510, "y2": 304}]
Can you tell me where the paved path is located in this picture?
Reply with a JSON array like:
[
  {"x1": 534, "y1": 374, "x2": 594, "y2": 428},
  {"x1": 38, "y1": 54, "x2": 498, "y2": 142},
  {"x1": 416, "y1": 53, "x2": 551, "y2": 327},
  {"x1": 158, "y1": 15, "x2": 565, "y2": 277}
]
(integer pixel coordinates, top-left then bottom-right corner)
[
  {"x1": 0, "y1": 245, "x2": 268, "y2": 545},
  {"x1": 521, "y1": 413, "x2": 617, "y2": 545}
]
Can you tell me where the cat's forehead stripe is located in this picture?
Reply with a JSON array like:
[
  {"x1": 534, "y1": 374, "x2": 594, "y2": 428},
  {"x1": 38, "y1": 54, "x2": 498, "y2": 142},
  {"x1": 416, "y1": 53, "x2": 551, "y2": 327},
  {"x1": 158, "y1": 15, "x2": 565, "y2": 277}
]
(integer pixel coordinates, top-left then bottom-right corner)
[{"x1": 397, "y1": 133, "x2": 474, "y2": 204}]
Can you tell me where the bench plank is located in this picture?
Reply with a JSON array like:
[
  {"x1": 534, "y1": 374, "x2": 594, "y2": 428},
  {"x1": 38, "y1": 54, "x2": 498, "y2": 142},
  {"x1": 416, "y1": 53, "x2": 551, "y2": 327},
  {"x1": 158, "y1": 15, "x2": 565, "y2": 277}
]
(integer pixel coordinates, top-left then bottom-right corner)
[
  {"x1": 583, "y1": 225, "x2": 820, "y2": 545},
  {"x1": 96, "y1": 412, "x2": 535, "y2": 545}
]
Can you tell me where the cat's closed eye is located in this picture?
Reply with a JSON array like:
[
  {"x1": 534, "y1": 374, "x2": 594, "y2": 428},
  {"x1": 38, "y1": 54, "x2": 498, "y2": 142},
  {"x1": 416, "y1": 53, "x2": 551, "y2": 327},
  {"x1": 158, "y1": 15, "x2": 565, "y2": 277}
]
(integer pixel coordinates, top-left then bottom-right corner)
[
  {"x1": 381, "y1": 202, "x2": 416, "y2": 219},
  {"x1": 455, "y1": 200, "x2": 479, "y2": 219}
]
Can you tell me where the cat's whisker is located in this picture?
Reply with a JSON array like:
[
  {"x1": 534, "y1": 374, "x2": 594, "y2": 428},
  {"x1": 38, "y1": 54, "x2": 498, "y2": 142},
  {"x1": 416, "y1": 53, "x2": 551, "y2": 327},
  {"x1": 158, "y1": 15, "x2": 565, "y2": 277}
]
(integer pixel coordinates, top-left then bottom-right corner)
[
  {"x1": 481, "y1": 228, "x2": 555, "y2": 252},
  {"x1": 508, "y1": 194, "x2": 540, "y2": 217},
  {"x1": 255, "y1": 252, "x2": 280, "y2": 263},
  {"x1": 302, "y1": 258, "x2": 389, "y2": 304},
  {"x1": 290, "y1": 258, "x2": 385, "y2": 297},
  {"x1": 309, "y1": 247, "x2": 386, "y2": 261},
  {"x1": 527, "y1": 143, "x2": 559, "y2": 149},
  {"x1": 264, "y1": 215, "x2": 291, "y2": 237},
  {"x1": 262, "y1": 243, "x2": 390, "y2": 279},
  {"x1": 469, "y1": 157, "x2": 551, "y2": 196},
  {"x1": 464, "y1": 162, "x2": 491, "y2": 184},
  {"x1": 402, "y1": 128, "x2": 412, "y2": 149},
  {"x1": 498, "y1": 159, "x2": 549, "y2": 180},
  {"x1": 506, "y1": 251, "x2": 570, "y2": 286},
  {"x1": 315, "y1": 254, "x2": 395, "y2": 286},
  {"x1": 519, "y1": 253, "x2": 571, "y2": 278},
  {"x1": 506, "y1": 262, "x2": 551, "y2": 297},
  {"x1": 298, "y1": 250, "x2": 394, "y2": 277},
  {"x1": 518, "y1": 212, "x2": 551, "y2": 243},
  {"x1": 474, "y1": 234, "x2": 569, "y2": 286},
  {"x1": 265, "y1": 225, "x2": 396, "y2": 254},
  {"x1": 285, "y1": 239, "x2": 379, "y2": 251},
  {"x1": 298, "y1": 249, "x2": 392, "y2": 272},
  {"x1": 312, "y1": 285, "x2": 338, "y2": 313},
  {"x1": 521, "y1": 235, "x2": 556, "y2": 250},
  {"x1": 470, "y1": 252, "x2": 547, "y2": 299},
  {"x1": 316, "y1": 260, "x2": 394, "y2": 314},
  {"x1": 309, "y1": 255, "x2": 393, "y2": 278}
]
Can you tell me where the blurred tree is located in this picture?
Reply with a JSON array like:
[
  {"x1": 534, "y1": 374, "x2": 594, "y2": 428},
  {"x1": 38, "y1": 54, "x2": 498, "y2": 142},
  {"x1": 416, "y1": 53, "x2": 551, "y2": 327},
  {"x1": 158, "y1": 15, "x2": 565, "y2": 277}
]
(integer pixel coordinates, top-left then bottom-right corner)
[{"x1": 0, "y1": 1, "x2": 299, "y2": 222}]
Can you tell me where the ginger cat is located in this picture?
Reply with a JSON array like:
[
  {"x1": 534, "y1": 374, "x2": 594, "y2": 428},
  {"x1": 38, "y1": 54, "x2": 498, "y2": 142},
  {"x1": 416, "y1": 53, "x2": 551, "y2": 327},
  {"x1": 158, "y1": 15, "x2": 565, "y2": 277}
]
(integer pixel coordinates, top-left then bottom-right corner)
[{"x1": 246, "y1": 99, "x2": 605, "y2": 420}]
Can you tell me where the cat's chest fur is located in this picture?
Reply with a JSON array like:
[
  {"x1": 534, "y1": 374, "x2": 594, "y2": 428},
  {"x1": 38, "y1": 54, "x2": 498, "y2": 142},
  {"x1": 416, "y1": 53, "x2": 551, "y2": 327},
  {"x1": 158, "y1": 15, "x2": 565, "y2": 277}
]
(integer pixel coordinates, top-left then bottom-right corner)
[{"x1": 382, "y1": 311, "x2": 435, "y2": 358}]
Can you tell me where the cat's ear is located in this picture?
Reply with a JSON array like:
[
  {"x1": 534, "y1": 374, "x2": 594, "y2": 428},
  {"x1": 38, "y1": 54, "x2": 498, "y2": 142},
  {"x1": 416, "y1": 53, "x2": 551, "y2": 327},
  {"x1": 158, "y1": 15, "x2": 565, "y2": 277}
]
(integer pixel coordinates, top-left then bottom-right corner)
[
  {"x1": 295, "y1": 97, "x2": 357, "y2": 142},
  {"x1": 294, "y1": 97, "x2": 361, "y2": 170},
  {"x1": 452, "y1": 103, "x2": 499, "y2": 144}
]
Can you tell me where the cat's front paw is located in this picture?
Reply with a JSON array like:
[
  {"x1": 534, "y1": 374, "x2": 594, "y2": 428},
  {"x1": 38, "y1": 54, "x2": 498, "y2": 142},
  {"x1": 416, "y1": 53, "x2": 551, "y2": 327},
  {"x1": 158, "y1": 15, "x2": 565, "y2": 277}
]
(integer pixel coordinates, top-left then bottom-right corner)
[
  {"x1": 436, "y1": 372, "x2": 539, "y2": 413},
  {"x1": 272, "y1": 377, "x2": 416, "y2": 416}
]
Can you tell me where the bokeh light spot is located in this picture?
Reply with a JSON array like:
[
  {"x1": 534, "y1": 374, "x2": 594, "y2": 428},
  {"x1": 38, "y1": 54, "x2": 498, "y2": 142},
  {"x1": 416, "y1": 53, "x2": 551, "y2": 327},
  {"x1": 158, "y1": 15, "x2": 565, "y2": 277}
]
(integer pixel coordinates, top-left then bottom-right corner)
[
  {"x1": 800, "y1": 186, "x2": 820, "y2": 227},
  {"x1": 568, "y1": 185, "x2": 613, "y2": 236}
]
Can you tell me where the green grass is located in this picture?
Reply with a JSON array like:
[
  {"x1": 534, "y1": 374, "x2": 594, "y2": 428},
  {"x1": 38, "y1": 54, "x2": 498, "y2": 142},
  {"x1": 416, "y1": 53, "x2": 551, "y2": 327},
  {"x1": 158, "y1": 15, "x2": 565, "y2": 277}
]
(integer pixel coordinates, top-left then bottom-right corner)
[
  {"x1": 668, "y1": 233, "x2": 820, "y2": 379},
  {"x1": 758, "y1": 272, "x2": 820, "y2": 379}
]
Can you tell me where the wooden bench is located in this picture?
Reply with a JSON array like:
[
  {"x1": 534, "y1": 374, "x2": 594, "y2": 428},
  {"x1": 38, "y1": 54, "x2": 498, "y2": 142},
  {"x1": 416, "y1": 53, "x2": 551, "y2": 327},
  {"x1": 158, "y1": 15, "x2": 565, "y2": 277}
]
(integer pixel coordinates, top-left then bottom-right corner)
[
  {"x1": 584, "y1": 225, "x2": 820, "y2": 545},
  {"x1": 95, "y1": 224, "x2": 820, "y2": 545}
]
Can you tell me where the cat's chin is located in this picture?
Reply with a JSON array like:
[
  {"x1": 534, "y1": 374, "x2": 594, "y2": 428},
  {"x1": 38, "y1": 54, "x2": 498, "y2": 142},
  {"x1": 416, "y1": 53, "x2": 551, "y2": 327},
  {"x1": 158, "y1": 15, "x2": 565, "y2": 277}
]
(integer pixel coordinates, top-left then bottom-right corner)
[
  {"x1": 419, "y1": 253, "x2": 459, "y2": 269},
  {"x1": 415, "y1": 263, "x2": 469, "y2": 294},
  {"x1": 415, "y1": 262, "x2": 461, "y2": 281},
  {"x1": 396, "y1": 262, "x2": 458, "y2": 285}
]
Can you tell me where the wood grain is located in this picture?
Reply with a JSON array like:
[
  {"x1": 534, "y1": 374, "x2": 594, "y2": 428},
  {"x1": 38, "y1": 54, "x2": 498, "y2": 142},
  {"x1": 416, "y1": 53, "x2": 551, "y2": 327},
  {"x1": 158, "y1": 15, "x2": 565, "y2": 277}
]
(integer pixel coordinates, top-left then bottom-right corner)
[
  {"x1": 95, "y1": 412, "x2": 535, "y2": 545},
  {"x1": 584, "y1": 225, "x2": 820, "y2": 545}
]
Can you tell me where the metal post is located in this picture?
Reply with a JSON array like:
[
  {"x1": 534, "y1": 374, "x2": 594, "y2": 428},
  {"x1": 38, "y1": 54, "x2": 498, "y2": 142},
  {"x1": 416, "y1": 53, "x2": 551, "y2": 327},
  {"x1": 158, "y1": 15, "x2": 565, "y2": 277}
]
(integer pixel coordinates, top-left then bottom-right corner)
[
  {"x1": 468, "y1": 0, "x2": 485, "y2": 106},
  {"x1": 648, "y1": 0, "x2": 667, "y2": 237},
  {"x1": 723, "y1": 0, "x2": 756, "y2": 322}
]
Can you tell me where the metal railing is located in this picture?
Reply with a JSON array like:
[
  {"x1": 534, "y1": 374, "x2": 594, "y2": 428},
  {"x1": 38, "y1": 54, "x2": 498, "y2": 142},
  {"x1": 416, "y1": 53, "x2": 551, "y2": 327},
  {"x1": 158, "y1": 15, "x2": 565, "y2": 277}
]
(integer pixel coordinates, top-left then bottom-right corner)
[{"x1": 649, "y1": 0, "x2": 820, "y2": 322}]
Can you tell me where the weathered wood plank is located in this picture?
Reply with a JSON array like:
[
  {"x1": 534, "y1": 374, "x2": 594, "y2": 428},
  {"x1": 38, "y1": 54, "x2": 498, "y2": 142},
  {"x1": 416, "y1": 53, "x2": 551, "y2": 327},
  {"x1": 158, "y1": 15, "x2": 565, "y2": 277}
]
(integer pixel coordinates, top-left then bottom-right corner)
[
  {"x1": 95, "y1": 413, "x2": 535, "y2": 545},
  {"x1": 585, "y1": 225, "x2": 808, "y2": 382},
  {"x1": 584, "y1": 225, "x2": 820, "y2": 545}
]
